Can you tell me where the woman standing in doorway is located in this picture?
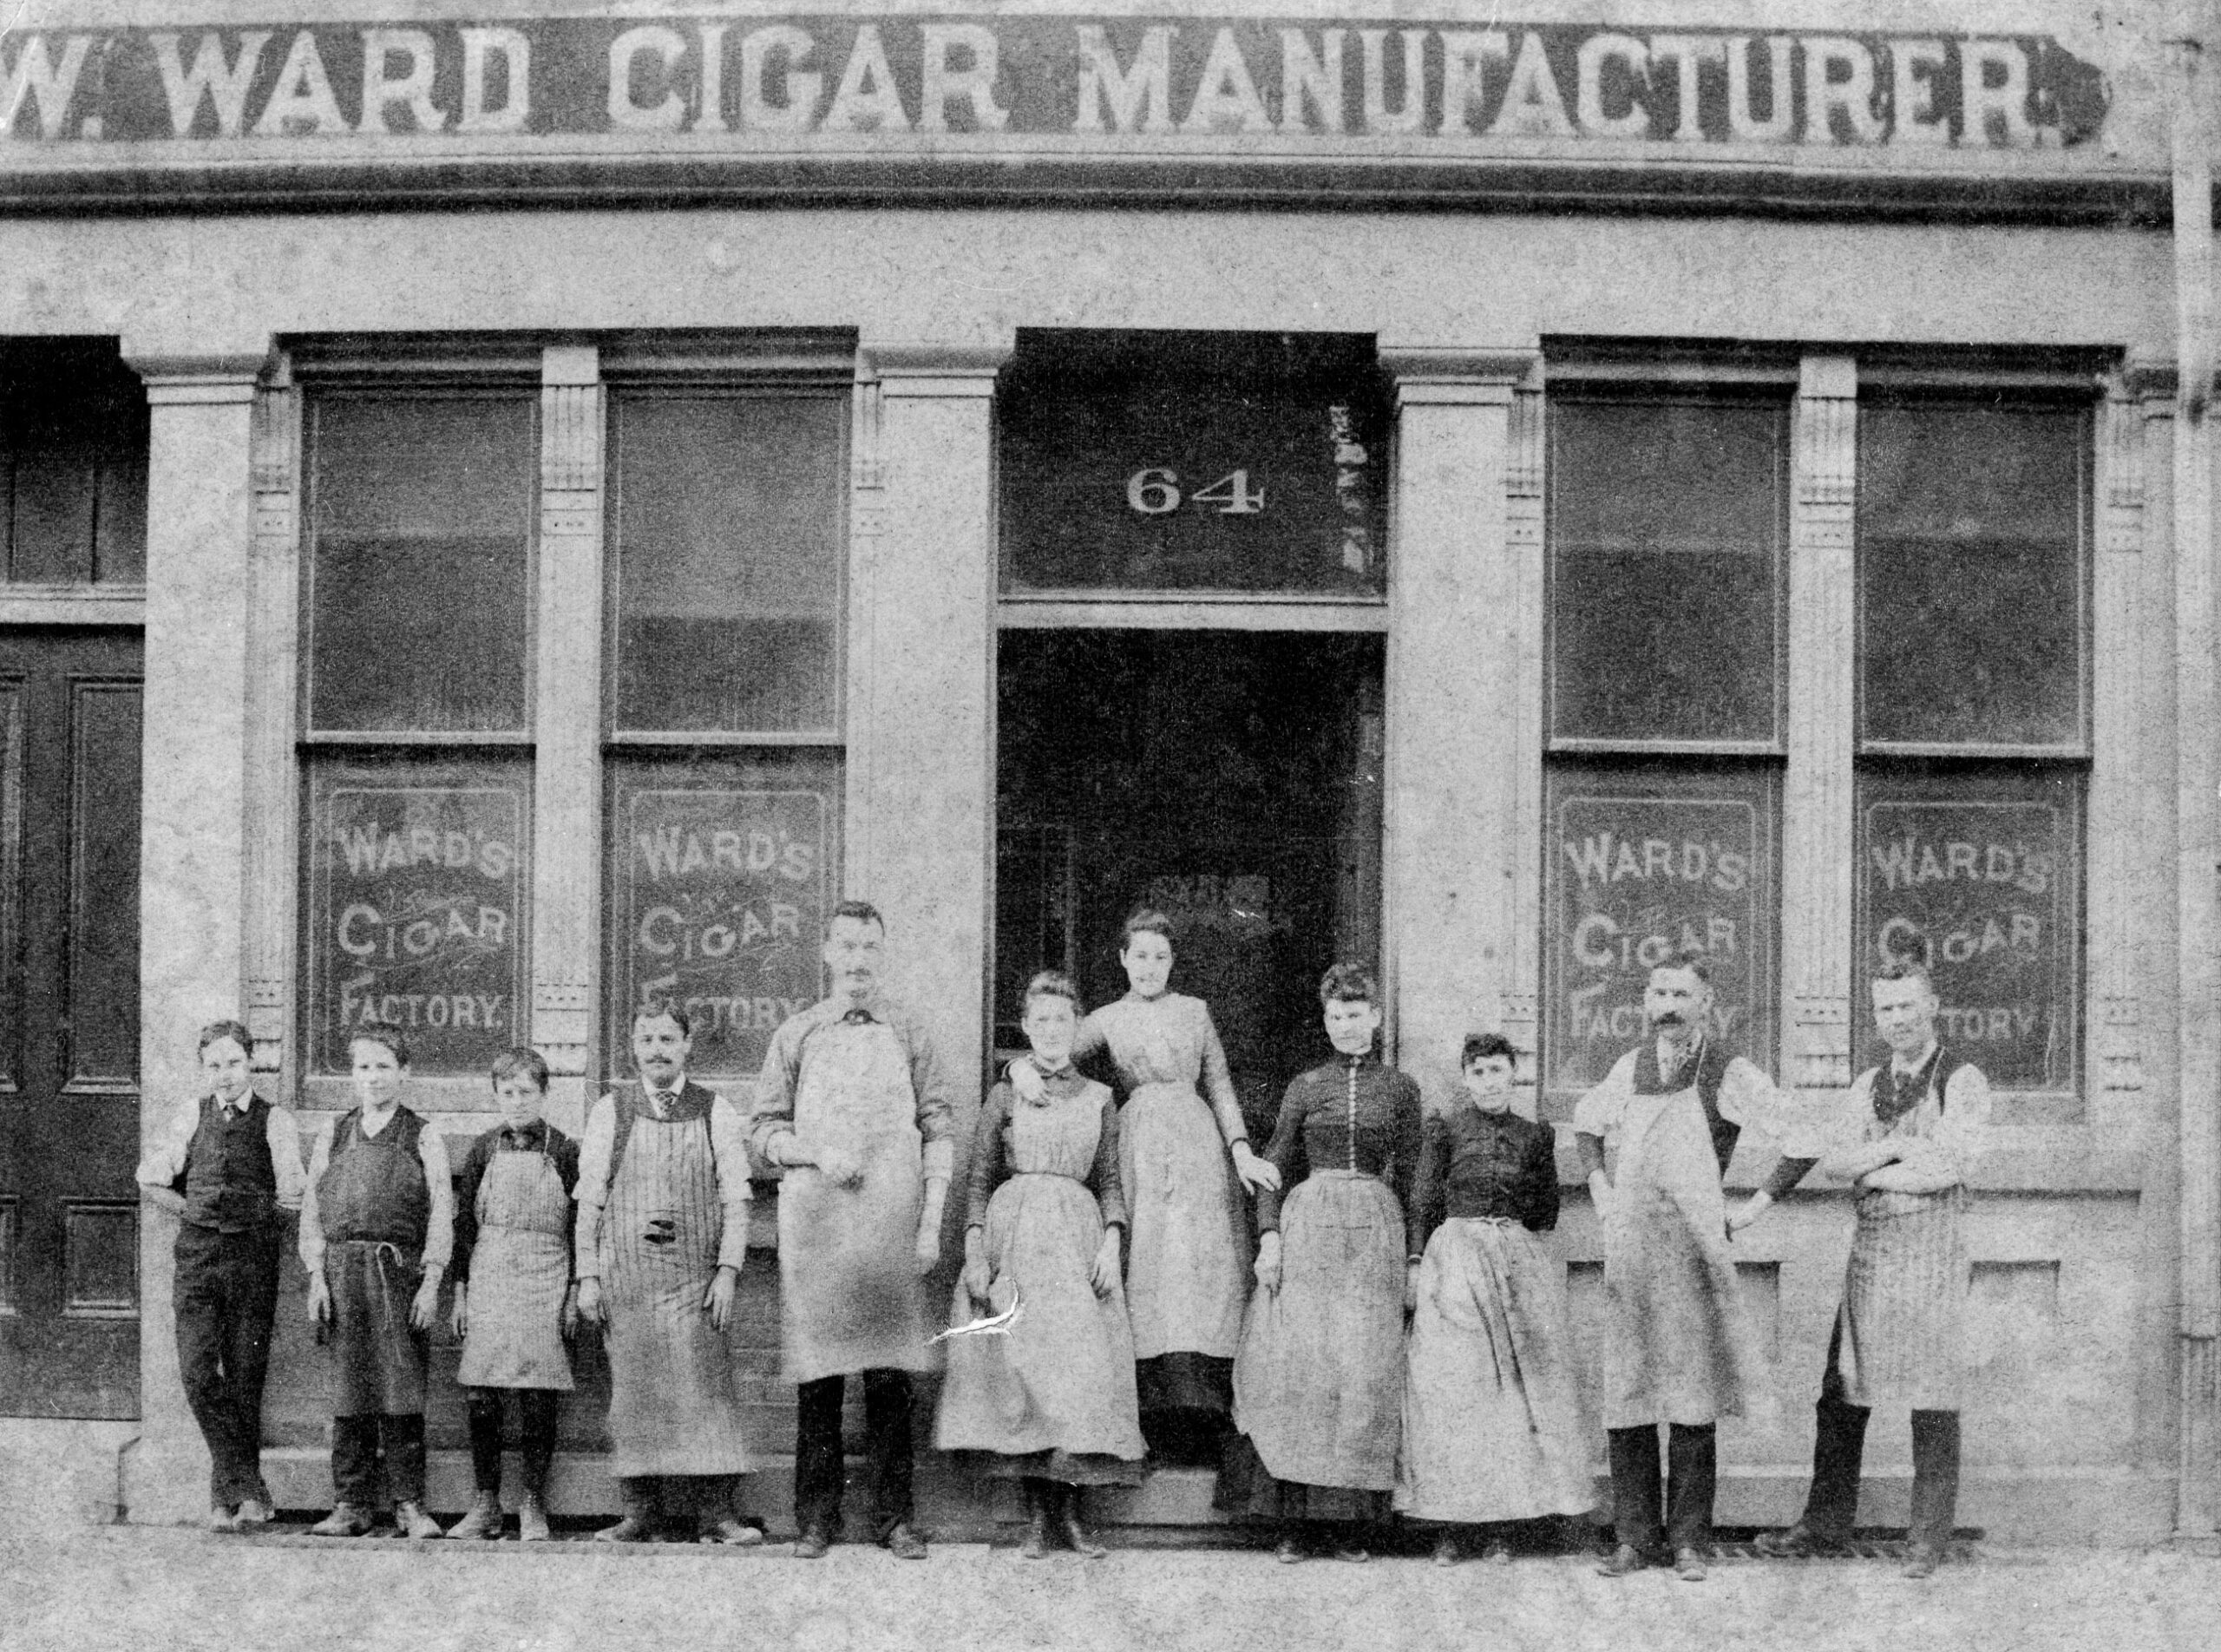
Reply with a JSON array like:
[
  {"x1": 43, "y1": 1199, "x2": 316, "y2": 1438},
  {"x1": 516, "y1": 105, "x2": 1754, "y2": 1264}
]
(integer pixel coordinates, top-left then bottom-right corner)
[{"x1": 1012, "y1": 909, "x2": 1280, "y2": 1462}]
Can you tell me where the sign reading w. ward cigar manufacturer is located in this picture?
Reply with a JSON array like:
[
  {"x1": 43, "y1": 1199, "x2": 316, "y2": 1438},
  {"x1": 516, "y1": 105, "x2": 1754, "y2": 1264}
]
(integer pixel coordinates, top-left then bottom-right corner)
[{"x1": 1, "y1": 18, "x2": 2109, "y2": 154}]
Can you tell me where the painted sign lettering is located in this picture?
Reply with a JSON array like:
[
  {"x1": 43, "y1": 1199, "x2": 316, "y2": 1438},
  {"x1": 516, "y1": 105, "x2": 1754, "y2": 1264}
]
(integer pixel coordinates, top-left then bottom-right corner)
[{"x1": 308, "y1": 777, "x2": 527, "y2": 1076}]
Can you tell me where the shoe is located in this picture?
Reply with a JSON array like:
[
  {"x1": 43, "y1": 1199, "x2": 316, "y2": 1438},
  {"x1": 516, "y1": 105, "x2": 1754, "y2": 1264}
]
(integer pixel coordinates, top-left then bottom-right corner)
[
  {"x1": 1020, "y1": 1508, "x2": 1052, "y2": 1560},
  {"x1": 445, "y1": 1491, "x2": 502, "y2": 1541},
  {"x1": 206, "y1": 1502, "x2": 239, "y2": 1534},
  {"x1": 707, "y1": 1518, "x2": 764, "y2": 1547},
  {"x1": 882, "y1": 1522, "x2": 928, "y2": 1560},
  {"x1": 1274, "y1": 1537, "x2": 1304, "y2": 1564},
  {"x1": 1481, "y1": 1537, "x2": 1513, "y2": 1565},
  {"x1": 792, "y1": 1524, "x2": 831, "y2": 1560},
  {"x1": 1755, "y1": 1523, "x2": 1845, "y2": 1559},
  {"x1": 1595, "y1": 1543, "x2": 1648, "y2": 1577},
  {"x1": 1674, "y1": 1546, "x2": 1707, "y2": 1582},
  {"x1": 396, "y1": 1501, "x2": 442, "y2": 1540},
  {"x1": 1333, "y1": 1544, "x2": 1370, "y2": 1564},
  {"x1": 233, "y1": 1498, "x2": 273, "y2": 1531},
  {"x1": 309, "y1": 1504, "x2": 372, "y2": 1537},
  {"x1": 1431, "y1": 1535, "x2": 1458, "y2": 1567},
  {"x1": 517, "y1": 1492, "x2": 551, "y2": 1544},
  {"x1": 593, "y1": 1515, "x2": 655, "y2": 1544},
  {"x1": 1060, "y1": 1510, "x2": 1107, "y2": 1560},
  {"x1": 1902, "y1": 1543, "x2": 1943, "y2": 1579}
]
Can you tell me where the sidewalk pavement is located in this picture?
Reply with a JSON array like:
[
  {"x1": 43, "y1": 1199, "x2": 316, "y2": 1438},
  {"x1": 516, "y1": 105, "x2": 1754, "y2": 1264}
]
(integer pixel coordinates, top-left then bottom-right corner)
[{"x1": 2, "y1": 1518, "x2": 2214, "y2": 1652}]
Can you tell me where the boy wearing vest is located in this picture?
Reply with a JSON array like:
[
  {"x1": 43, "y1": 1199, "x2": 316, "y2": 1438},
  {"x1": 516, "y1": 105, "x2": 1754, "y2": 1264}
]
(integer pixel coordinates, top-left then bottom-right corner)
[
  {"x1": 445, "y1": 1046, "x2": 580, "y2": 1542},
  {"x1": 137, "y1": 1019, "x2": 307, "y2": 1532},
  {"x1": 1573, "y1": 949, "x2": 1787, "y2": 1582},
  {"x1": 573, "y1": 998, "x2": 761, "y2": 1544},
  {"x1": 300, "y1": 1027, "x2": 454, "y2": 1538},
  {"x1": 1737, "y1": 959, "x2": 1988, "y2": 1578}
]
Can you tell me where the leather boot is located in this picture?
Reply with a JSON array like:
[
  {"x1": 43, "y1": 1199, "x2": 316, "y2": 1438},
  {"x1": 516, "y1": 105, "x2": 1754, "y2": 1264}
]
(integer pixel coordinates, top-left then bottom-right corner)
[
  {"x1": 308, "y1": 1504, "x2": 372, "y2": 1537},
  {"x1": 446, "y1": 1491, "x2": 503, "y2": 1541},
  {"x1": 206, "y1": 1502, "x2": 239, "y2": 1534},
  {"x1": 1058, "y1": 1486, "x2": 1107, "y2": 1560},
  {"x1": 233, "y1": 1498, "x2": 273, "y2": 1531},
  {"x1": 1019, "y1": 1481, "x2": 1052, "y2": 1560},
  {"x1": 395, "y1": 1501, "x2": 443, "y2": 1540},
  {"x1": 517, "y1": 1491, "x2": 552, "y2": 1543},
  {"x1": 595, "y1": 1481, "x2": 657, "y2": 1543}
]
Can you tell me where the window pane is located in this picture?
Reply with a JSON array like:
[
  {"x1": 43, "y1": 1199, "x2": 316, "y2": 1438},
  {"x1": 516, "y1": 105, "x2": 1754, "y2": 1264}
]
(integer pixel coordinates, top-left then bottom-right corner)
[
  {"x1": 1858, "y1": 403, "x2": 2087, "y2": 748},
  {"x1": 611, "y1": 395, "x2": 843, "y2": 733},
  {"x1": 1541, "y1": 761, "x2": 1779, "y2": 1108},
  {"x1": 1855, "y1": 765, "x2": 2081, "y2": 1096},
  {"x1": 2, "y1": 343, "x2": 147, "y2": 587},
  {"x1": 1549, "y1": 398, "x2": 1785, "y2": 744},
  {"x1": 1000, "y1": 331, "x2": 1388, "y2": 596},
  {"x1": 303, "y1": 756, "x2": 531, "y2": 1077},
  {"x1": 307, "y1": 396, "x2": 535, "y2": 733},
  {"x1": 606, "y1": 751, "x2": 841, "y2": 1088}
]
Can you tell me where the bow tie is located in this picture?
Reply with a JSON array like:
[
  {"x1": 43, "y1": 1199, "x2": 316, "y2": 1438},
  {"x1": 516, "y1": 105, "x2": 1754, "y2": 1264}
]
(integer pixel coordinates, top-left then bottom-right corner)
[{"x1": 842, "y1": 1008, "x2": 875, "y2": 1026}]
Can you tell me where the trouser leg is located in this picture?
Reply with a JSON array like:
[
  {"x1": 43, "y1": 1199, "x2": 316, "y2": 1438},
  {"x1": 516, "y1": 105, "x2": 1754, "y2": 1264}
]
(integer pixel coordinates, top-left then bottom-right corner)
[
  {"x1": 382, "y1": 1413, "x2": 428, "y2": 1506},
  {"x1": 1909, "y1": 1410, "x2": 1962, "y2": 1550},
  {"x1": 1664, "y1": 1424, "x2": 1717, "y2": 1552},
  {"x1": 794, "y1": 1375, "x2": 848, "y2": 1537},
  {"x1": 517, "y1": 1390, "x2": 560, "y2": 1498},
  {"x1": 174, "y1": 1247, "x2": 238, "y2": 1504},
  {"x1": 862, "y1": 1368, "x2": 916, "y2": 1542},
  {"x1": 613, "y1": 1476, "x2": 658, "y2": 1522},
  {"x1": 330, "y1": 1415, "x2": 381, "y2": 1509},
  {"x1": 1606, "y1": 1426, "x2": 1665, "y2": 1554},
  {"x1": 225, "y1": 1239, "x2": 281, "y2": 1505},
  {"x1": 465, "y1": 1390, "x2": 507, "y2": 1496},
  {"x1": 1804, "y1": 1315, "x2": 1870, "y2": 1540}
]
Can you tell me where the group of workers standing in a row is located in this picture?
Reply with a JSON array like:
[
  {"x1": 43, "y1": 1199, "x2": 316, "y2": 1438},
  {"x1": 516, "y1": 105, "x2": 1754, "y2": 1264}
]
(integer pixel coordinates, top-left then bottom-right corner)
[{"x1": 141, "y1": 899, "x2": 1983, "y2": 1579}]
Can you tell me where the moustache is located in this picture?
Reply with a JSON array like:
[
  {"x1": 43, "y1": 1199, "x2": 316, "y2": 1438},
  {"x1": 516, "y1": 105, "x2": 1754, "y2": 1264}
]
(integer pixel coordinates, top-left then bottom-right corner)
[{"x1": 1652, "y1": 1011, "x2": 1685, "y2": 1026}]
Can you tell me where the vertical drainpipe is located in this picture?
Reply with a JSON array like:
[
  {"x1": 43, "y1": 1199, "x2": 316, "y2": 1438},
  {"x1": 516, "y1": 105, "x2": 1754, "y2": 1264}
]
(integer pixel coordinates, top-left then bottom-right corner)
[{"x1": 2172, "y1": 0, "x2": 2221, "y2": 1545}]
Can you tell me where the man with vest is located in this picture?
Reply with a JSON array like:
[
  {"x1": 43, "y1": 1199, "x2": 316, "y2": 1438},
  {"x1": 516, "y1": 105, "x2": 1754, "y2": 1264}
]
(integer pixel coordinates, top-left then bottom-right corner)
[
  {"x1": 1738, "y1": 958, "x2": 1989, "y2": 1578},
  {"x1": 299, "y1": 1027, "x2": 454, "y2": 1539},
  {"x1": 752, "y1": 900, "x2": 959, "y2": 1561},
  {"x1": 1574, "y1": 949, "x2": 1784, "y2": 1582},
  {"x1": 573, "y1": 998, "x2": 761, "y2": 1544},
  {"x1": 137, "y1": 1019, "x2": 307, "y2": 1532}
]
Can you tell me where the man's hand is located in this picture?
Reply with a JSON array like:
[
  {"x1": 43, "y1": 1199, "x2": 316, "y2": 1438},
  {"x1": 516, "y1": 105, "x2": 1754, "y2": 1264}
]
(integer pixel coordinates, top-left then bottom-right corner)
[
  {"x1": 1091, "y1": 1229, "x2": 1123, "y2": 1297},
  {"x1": 306, "y1": 1270, "x2": 332, "y2": 1328},
  {"x1": 1404, "y1": 1259, "x2": 1422, "y2": 1313},
  {"x1": 1008, "y1": 1059, "x2": 1046, "y2": 1105},
  {"x1": 409, "y1": 1274, "x2": 441, "y2": 1334},
  {"x1": 915, "y1": 1222, "x2": 941, "y2": 1277},
  {"x1": 449, "y1": 1281, "x2": 469, "y2": 1341},
  {"x1": 560, "y1": 1282, "x2": 580, "y2": 1341},
  {"x1": 1726, "y1": 1192, "x2": 1772, "y2": 1236},
  {"x1": 575, "y1": 1275, "x2": 606, "y2": 1327},
  {"x1": 704, "y1": 1265, "x2": 738, "y2": 1332},
  {"x1": 1586, "y1": 1170, "x2": 1615, "y2": 1228},
  {"x1": 812, "y1": 1144, "x2": 863, "y2": 1188},
  {"x1": 1253, "y1": 1231, "x2": 1283, "y2": 1293},
  {"x1": 1232, "y1": 1143, "x2": 1281, "y2": 1196}
]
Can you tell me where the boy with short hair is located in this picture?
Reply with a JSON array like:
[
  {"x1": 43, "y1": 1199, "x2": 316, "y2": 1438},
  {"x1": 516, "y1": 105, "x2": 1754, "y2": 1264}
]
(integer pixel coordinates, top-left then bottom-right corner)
[
  {"x1": 300, "y1": 1027, "x2": 454, "y2": 1539},
  {"x1": 446, "y1": 1046, "x2": 580, "y2": 1542}
]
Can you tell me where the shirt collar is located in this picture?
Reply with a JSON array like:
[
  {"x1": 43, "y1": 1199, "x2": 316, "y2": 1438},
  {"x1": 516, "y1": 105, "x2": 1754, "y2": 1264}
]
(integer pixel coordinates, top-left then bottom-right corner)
[
  {"x1": 833, "y1": 993, "x2": 886, "y2": 1026},
  {"x1": 501, "y1": 1118, "x2": 547, "y2": 1148},
  {"x1": 213, "y1": 1091, "x2": 253, "y2": 1116}
]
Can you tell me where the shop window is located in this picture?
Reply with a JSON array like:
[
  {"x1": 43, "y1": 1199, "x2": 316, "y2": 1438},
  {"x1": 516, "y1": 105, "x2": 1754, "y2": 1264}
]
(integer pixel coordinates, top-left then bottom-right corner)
[
  {"x1": 999, "y1": 330, "x2": 1389, "y2": 597},
  {"x1": 1547, "y1": 394, "x2": 1787, "y2": 747},
  {"x1": 299, "y1": 389, "x2": 538, "y2": 1078},
  {"x1": 602, "y1": 383, "x2": 847, "y2": 1089},
  {"x1": 0, "y1": 341, "x2": 147, "y2": 586},
  {"x1": 1855, "y1": 396, "x2": 2090, "y2": 1097}
]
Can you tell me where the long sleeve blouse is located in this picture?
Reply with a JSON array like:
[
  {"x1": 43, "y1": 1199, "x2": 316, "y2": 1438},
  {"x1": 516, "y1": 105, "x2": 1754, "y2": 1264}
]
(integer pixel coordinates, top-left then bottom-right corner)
[
  {"x1": 1254, "y1": 1050, "x2": 1424, "y2": 1233},
  {"x1": 1406, "y1": 1104, "x2": 1560, "y2": 1259},
  {"x1": 1073, "y1": 991, "x2": 1250, "y2": 1150},
  {"x1": 963, "y1": 1068, "x2": 1126, "y2": 1232}
]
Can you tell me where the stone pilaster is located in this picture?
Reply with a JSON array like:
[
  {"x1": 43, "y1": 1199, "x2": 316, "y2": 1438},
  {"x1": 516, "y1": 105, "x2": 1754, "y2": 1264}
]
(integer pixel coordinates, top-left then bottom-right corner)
[
  {"x1": 2093, "y1": 377, "x2": 2149, "y2": 1098},
  {"x1": 244, "y1": 361, "x2": 299, "y2": 1080},
  {"x1": 1498, "y1": 365, "x2": 1547, "y2": 1085}
]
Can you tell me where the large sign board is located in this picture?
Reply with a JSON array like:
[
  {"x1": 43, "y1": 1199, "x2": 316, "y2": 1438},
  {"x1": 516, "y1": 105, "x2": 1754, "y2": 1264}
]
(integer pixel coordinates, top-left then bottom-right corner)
[
  {"x1": 1857, "y1": 783, "x2": 2080, "y2": 1093},
  {"x1": 306, "y1": 769, "x2": 527, "y2": 1077},
  {"x1": 1544, "y1": 768, "x2": 1776, "y2": 1100}
]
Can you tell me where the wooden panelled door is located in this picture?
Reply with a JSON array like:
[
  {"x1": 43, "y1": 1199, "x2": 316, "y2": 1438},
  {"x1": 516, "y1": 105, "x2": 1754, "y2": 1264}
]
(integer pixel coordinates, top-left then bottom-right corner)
[{"x1": 0, "y1": 628, "x2": 142, "y2": 1418}]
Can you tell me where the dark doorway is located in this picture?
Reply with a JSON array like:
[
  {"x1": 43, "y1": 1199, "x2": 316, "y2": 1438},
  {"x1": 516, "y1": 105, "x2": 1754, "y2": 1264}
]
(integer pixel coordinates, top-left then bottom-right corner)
[
  {"x1": 994, "y1": 631, "x2": 1382, "y2": 1139},
  {"x1": 0, "y1": 627, "x2": 143, "y2": 1418}
]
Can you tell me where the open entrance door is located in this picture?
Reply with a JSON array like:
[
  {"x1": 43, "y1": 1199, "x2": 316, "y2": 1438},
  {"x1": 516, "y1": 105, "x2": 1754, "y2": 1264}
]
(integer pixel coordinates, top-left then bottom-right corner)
[{"x1": 994, "y1": 631, "x2": 1382, "y2": 1137}]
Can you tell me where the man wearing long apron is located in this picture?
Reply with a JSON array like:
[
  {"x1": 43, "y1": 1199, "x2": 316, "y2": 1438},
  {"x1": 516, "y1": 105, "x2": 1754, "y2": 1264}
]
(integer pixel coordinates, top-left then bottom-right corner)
[
  {"x1": 573, "y1": 1000, "x2": 760, "y2": 1544},
  {"x1": 752, "y1": 900, "x2": 958, "y2": 1561},
  {"x1": 1575, "y1": 950, "x2": 1782, "y2": 1582},
  {"x1": 1737, "y1": 960, "x2": 1988, "y2": 1578}
]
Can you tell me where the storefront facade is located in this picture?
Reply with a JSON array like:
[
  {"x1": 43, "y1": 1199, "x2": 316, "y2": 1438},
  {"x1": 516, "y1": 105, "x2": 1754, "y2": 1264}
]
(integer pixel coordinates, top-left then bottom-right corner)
[{"x1": 1, "y1": 1, "x2": 2214, "y2": 1544}]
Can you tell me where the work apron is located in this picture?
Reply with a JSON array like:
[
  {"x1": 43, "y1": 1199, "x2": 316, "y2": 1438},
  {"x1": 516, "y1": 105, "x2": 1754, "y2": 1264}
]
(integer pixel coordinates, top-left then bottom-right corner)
[
  {"x1": 603, "y1": 1105, "x2": 750, "y2": 1476},
  {"x1": 1600, "y1": 1083, "x2": 1766, "y2": 1429},
  {"x1": 1835, "y1": 1088, "x2": 1970, "y2": 1411},
  {"x1": 457, "y1": 1148, "x2": 574, "y2": 1392},
  {"x1": 777, "y1": 1018, "x2": 932, "y2": 1382},
  {"x1": 318, "y1": 1111, "x2": 431, "y2": 1418},
  {"x1": 1119, "y1": 1080, "x2": 1249, "y2": 1361}
]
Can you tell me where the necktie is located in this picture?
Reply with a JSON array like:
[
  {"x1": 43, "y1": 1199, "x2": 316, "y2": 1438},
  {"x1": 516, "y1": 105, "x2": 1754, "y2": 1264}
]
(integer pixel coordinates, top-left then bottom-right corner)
[{"x1": 652, "y1": 1090, "x2": 676, "y2": 1119}]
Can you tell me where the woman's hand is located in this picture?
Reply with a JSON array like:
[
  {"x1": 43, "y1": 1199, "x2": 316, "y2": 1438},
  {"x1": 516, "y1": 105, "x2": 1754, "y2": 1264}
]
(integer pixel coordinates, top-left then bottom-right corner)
[
  {"x1": 1091, "y1": 1228, "x2": 1123, "y2": 1296},
  {"x1": 409, "y1": 1273, "x2": 441, "y2": 1334},
  {"x1": 306, "y1": 1271, "x2": 332, "y2": 1328},
  {"x1": 449, "y1": 1280, "x2": 469, "y2": 1341},
  {"x1": 1253, "y1": 1230, "x2": 1283, "y2": 1293},
  {"x1": 962, "y1": 1229, "x2": 992, "y2": 1303},
  {"x1": 1232, "y1": 1143, "x2": 1281, "y2": 1195},
  {"x1": 575, "y1": 1276, "x2": 606, "y2": 1328},
  {"x1": 1404, "y1": 1259, "x2": 1421, "y2": 1313},
  {"x1": 560, "y1": 1282, "x2": 580, "y2": 1341}
]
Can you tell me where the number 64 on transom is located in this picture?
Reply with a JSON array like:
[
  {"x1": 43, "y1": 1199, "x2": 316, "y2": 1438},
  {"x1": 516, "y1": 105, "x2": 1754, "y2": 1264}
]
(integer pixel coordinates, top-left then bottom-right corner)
[{"x1": 1125, "y1": 468, "x2": 1266, "y2": 516}]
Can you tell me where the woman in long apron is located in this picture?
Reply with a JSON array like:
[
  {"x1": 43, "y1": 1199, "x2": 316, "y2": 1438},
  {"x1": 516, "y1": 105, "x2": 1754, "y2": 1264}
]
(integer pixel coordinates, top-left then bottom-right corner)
[
  {"x1": 1221, "y1": 965, "x2": 1420, "y2": 1562},
  {"x1": 1396, "y1": 1033, "x2": 1595, "y2": 1564},
  {"x1": 1013, "y1": 908, "x2": 1280, "y2": 1464},
  {"x1": 935, "y1": 972, "x2": 1144, "y2": 1557}
]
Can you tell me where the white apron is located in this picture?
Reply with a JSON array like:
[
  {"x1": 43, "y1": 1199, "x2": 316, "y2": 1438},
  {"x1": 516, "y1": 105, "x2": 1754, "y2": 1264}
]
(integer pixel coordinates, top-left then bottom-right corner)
[
  {"x1": 456, "y1": 1147, "x2": 573, "y2": 1392},
  {"x1": 1120, "y1": 1081, "x2": 1250, "y2": 1361},
  {"x1": 777, "y1": 1018, "x2": 934, "y2": 1382},
  {"x1": 1600, "y1": 1084, "x2": 1767, "y2": 1430}
]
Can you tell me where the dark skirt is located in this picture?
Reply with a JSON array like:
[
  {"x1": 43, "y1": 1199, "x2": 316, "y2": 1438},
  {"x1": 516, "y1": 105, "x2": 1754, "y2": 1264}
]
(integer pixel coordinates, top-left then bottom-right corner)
[
  {"x1": 956, "y1": 1449, "x2": 1144, "y2": 1487},
  {"x1": 1214, "y1": 1433, "x2": 1392, "y2": 1524},
  {"x1": 1137, "y1": 1351, "x2": 1233, "y2": 1419}
]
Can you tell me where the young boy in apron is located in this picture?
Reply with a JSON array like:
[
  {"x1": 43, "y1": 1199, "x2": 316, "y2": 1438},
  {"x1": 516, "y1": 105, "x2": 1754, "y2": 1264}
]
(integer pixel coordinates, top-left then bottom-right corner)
[
  {"x1": 300, "y1": 1028, "x2": 454, "y2": 1539},
  {"x1": 1737, "y1": 959, "x2": 1988, "y2": 1578},
  {"x1": 1574, "y1": 950, "x2": 1786, "y2": 1583},
  {"x1": 136, "y1": 1018, "x2": 307, "y2": 1532},
  {"x1": 752, "y1": 899, "x2": 960, "y2": 1561},
  {"x1": 445, "y1": 1046, "x2": 580, "y2": 1542},
  {"x1": 574, "y1": 999, "x2": 761, "y2": 1544}
]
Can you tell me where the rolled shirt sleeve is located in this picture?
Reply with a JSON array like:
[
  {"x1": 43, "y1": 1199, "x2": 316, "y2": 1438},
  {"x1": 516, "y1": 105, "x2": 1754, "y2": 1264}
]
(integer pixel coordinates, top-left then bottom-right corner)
[
  {"x1": 265, "y1": 1106, "x2": 307, "y2": 1212},
  {"x1": 298, "y1": 1116, "x2": 337, "y2": 1274},
  {"x1": 895, "y1": 1007, "x2": 960, "y2": 1186},
  {"x1": 1884, "y1": 1065, "x2": 1989, "y2": 1190},
  {"x1": 708, "y1": 1093, "x2": 754, "y2": 1272},
  {"x1": 134, "y1": 1094, "x2": 201, "y2": 1196},
  {"x1": 1716, "y1": 1055, "x2": 1792, "y2": 1144},
  {"x1": 749, "y1": 1015, "x2": 810, "y2": 1165},
  {"x1": 416, "y1": 1122, "x2": 454, "y2": 1274},
  {"x1": 1571, "y1": 1051, "x2": 1636, "y2": 1144},
  {"x1": 573, "y1": 1095, "x2": 618, "y2": 1282}
]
